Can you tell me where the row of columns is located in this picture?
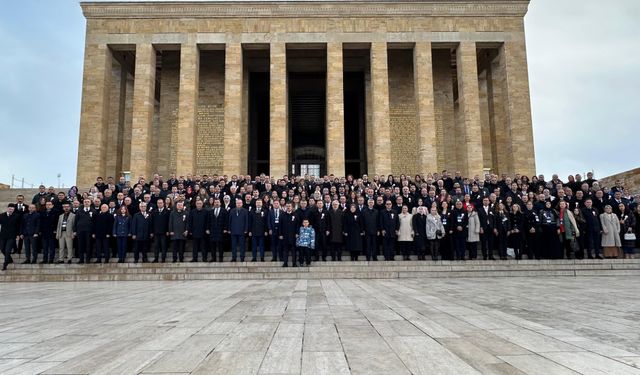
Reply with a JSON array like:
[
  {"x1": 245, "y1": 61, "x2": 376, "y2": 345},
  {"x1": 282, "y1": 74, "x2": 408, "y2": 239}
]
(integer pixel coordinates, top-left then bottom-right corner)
[{"x1": 77, "y1": 40, "x2": 534, "y2": 187}]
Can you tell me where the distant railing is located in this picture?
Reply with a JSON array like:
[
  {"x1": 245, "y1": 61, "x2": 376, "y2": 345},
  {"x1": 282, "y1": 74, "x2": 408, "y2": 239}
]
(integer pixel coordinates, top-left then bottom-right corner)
[{"x1": 10, "y1": 175, "x2": 38, "y2": 189}]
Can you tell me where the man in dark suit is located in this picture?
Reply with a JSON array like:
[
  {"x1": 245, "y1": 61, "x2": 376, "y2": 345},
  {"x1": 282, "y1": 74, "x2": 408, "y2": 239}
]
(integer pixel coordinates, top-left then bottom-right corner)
[
  {"x1": 267, "y1": 200, "x2": 283, "y2": 262},
  {"x1": 279, "y1": 202, "x2": 298, "y2": 267},
  {"x1": 206, "y1": 198, "x2": 227, "y2": 262},
  {"x1": 228, "y1": 198, "x2": 248, "y2": 262},
  {"x1": 19, "y1": 204, "x2": 40, "y2": 264},
  {"x1": 151, "y1": 198, "x2": 170, "y2": 262},
  {"x1": 581, "y1": 199, "x2": 602, "y2": 259},
  {"x1": 1, "y1": 205, "x2": 21, "y2": 270},
  {"x1": 248, "y1": 199, "x2": 268, "y2": 262},
  {"x1": 477, "y1": 197, "x2": 496, "y2": 260},
  {"x1": 130, "y1": 202, "x2": 152, "y2": 263},
  {"x1": 362, "y1": 199, "x2": 379, "y2": 261},
  {"x1": 310, "y1": 200, "x2": 330, "y2": 261},
  {"x1": 74, "y1": 198, "x2": 96, "y2": 264},
  {"x1": 92, "y1": 204, "x2": 114, "y2": 263},
  {"x1": 40, "y1": 201, "x2": 58, "y2": 264},
  {"x1": 13, "y1": 194, "x2": 29, "y2": 255},
  {"x1": 379, "y1": 201, "x2": 399, "y2": 261},
  {"x1": 187, "y1": 199, "x2": 208, "y2": 262}
]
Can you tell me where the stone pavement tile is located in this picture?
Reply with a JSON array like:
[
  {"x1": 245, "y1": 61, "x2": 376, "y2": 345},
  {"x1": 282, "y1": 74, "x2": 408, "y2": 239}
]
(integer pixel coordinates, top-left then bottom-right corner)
[
  {"x1": 498, "y1": 354, "x2": 580, "y2": 375},
  {"x1": 141, "y1": 334, "x2": 225, "y2": 373},
  {"x1": 0, "y1": 359, "x2": 30, "y2": 373},
  {"x1": 88, "y1": 349, "x2": 164, "y2": 375},
  {"x1": 409, "y1": 316, "x2": 460, "y2": 338},
  {"x1": 2, "y1": 328, "x2": 67, "y2": 344},
  {"x1": 192, "y1": 351, "x2": 264, "y2": 375},
  {"x1": 214, "y1": 322, "x2": 278, "y2": 352},
  {"x1": 385, "y1": 336, "x2": 482, "y2": 375},
  {"x1": 615, "y1": 356, "x2": 640, "y2": 369},
  {"x1": 0, "y1": 360, "x2": 62, "y2": 375},
  {"x1": 438, "y1": 337, "x2": 504, "y2": 367},
  {"x1": 2, "y1": 334, "x2": 92, "y2": 359},
  {"x1": 490, "y1": 329, "x2": 585, "y2": 353},
  {"x1": 258, "y1": 336, "x2": 302, "y2": 374},
  {"x1": 472, "y1": 362, "x2": 528, "y2": 375},
  {"x1": 301, "y1": 352, "x2": 349, "y2": 375},
  {"x1": 137, "y1": 327, "x2": 199, "y2": 350},
  {"x1": 360, "y1": 308, "x2": 404, "y2": 322},
  {"x1": 302, "y1": 324, "x2": 342, "y2": 352},
  {"x1": 542, "y1": 351, "x2": 640, "y2": 375},
  {"x1": 345, "y1": 351, "x2": 411, "y2": 375},
  {"x1": 369, "y1": 319, "x2": 424, "y2": 337},
  {"x1": 0, "y1": 343, "x2": 31, "y2": 357},
  {"x1": 198, "y1": 321, "x2": 240, "y2": 335},
  {"x1": 340, "y1": 334, "x2": 392, "y2": 355}
]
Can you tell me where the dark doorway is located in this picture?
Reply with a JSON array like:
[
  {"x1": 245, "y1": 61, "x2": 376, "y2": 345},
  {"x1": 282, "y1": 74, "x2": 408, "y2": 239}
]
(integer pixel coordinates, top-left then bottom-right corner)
[
  {"x1": 344, "y1": 71, "x2": 367, "y2": 177},
  {"x1": 248, "y1": 72, "x2": 270, "y2": 175},
  {"x1": 288, "y1": 72, "x2": 326, "y2": 176}
]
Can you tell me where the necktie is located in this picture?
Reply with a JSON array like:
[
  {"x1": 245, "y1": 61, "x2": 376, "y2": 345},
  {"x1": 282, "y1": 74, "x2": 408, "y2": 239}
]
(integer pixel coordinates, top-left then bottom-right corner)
[{"x1": 215, "y1": 208, "x2": 219, "y2": 217}]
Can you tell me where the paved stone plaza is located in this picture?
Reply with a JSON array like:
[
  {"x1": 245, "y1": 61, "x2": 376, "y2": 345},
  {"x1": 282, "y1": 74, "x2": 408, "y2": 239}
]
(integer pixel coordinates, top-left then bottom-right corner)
[{"x1": 0, "y1": 277, "x2": 639, "y2": 374}]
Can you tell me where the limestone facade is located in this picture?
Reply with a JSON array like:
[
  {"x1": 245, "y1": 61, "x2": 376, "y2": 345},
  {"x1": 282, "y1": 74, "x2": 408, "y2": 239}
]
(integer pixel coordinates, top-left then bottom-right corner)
[{"x1": 76, "y1": 0, "x2": 536, "y2": 187}]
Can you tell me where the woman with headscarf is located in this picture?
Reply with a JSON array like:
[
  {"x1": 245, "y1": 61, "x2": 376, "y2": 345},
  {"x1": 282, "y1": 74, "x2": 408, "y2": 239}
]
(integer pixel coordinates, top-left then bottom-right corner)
[{"x1": 600, "y1": 205, "x2": 621, "y2": 259}]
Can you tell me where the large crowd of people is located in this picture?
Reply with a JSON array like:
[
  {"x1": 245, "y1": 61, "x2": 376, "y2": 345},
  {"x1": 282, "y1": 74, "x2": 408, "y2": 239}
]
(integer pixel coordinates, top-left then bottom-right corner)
[{"x1": 1, "y1": 171, "x2": 639, "y2": 271}]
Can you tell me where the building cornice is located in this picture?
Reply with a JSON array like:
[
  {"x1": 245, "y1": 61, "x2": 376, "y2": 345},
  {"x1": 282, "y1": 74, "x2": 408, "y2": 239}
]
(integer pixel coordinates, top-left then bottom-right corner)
[{"x1": 80, "y1": 1, "x2": 530, "y2": 19}]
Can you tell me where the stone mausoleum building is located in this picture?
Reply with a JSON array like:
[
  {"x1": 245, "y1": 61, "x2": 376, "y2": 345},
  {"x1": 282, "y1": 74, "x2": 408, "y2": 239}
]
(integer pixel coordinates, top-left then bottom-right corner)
[{"x1": 76, "y1": 0, "x2": 536, "y2": 187}]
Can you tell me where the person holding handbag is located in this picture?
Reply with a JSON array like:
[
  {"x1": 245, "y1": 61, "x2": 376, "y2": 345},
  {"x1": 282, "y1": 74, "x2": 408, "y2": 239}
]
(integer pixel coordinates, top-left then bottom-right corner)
[
  {"x1": 600, "y1": 205, "x2": 621, "y2": 258},
  {"x1": 618, "y1": 203, "x2": 636, "y2": 259}
]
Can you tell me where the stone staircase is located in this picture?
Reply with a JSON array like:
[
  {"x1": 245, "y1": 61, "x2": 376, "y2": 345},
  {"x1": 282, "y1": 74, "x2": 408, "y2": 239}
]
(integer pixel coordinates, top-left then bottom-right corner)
[{"x1": 0, "y1": 257, "x2": 638, "y2": 282}]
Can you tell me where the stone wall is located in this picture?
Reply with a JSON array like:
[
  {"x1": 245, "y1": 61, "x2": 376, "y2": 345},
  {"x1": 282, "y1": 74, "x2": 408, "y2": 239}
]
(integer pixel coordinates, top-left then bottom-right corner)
[
  {"x1": 388, "y1": 49, "x2": 418, "y2": 175},
  {"x1": 599, "y1": 168, "x2": 640, "y2": 196}
]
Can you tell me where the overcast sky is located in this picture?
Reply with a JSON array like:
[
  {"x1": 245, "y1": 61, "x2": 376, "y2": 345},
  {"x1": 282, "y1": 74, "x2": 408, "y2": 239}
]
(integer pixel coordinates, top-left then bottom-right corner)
[{"x1": 0, "y1": 0, "x2": 638, "y2": 188}]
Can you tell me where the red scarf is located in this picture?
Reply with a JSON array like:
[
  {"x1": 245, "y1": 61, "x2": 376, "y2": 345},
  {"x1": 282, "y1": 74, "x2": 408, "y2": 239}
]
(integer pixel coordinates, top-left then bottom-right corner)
[{"x1": 559, "y1": 209, "x2": 565, "y2": 233}]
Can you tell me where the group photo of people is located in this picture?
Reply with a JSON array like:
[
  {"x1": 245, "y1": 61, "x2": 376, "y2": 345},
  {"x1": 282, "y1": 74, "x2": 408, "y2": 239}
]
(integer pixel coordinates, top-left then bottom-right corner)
[{"x1": 1, "y1": 171, "x2": 638, "y2": 271}]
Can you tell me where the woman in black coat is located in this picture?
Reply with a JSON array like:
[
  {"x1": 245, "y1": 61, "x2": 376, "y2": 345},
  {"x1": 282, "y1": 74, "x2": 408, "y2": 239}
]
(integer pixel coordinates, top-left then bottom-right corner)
[
  {"x1": 412, "y1": 206, "x2": 428, "y2": 260},
  {"x1": 439, "y1": 201, "x2": 453, "y2": 260},
  {"x1": 508, "y1": 204, "x2": 525, "y2": 260},
  {"x1": 539, "y1": 201, "x2": 560, "y2": 259},
  {"x1": 342, "y1": 204, "x2": 364, "y2": 261},
  {"x1": 494, "y1": 202, "x2": 511, "y2": 260}
]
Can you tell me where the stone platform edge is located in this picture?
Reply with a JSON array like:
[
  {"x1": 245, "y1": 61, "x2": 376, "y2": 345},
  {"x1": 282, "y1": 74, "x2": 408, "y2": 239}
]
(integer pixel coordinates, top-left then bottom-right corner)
[{"x1": 0, "y1": 259, "x2": 638, "y2": 282}]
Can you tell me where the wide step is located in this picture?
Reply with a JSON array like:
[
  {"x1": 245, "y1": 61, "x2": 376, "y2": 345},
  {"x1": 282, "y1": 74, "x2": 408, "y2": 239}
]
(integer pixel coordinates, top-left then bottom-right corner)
[{"x1": 1, "y1": 259, "x2": 638, "y2": 282}]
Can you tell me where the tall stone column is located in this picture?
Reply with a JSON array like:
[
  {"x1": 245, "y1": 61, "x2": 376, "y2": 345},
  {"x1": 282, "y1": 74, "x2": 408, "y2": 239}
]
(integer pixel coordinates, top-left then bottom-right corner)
[
  {"x1": 269, "y1": 42, "x2": 288, "y2": 178},
  {"x1": 326, "y1": 42, "x2": 345, "y2": 177},
  {"x1": 499, "y1": 41, "x2": 536, "y2": 176},
  {"x1": 130, "y1": 43, "x2": 156, "y2": 181},
  {"x1": 456, "y1": 41, "x2": 484, "y2": 178},
  {"x1": 370, "y1": 42, "x2": 391, "y2": 176},
  {"x1": 76, "y1": 44, "x2": 112, "y2": 188},
  {"x1": 176, "y1": 42, "x2": 200, "y2": 176},
  {"x1": 488, "y1": 57, "x2": 512, "y2": 175},
  {"x1": 223, "y1": 43, "x2": 243, "y2": 175},
  {"x1": 413, "y1": 42, "x2": 438, "y2": 175}
]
